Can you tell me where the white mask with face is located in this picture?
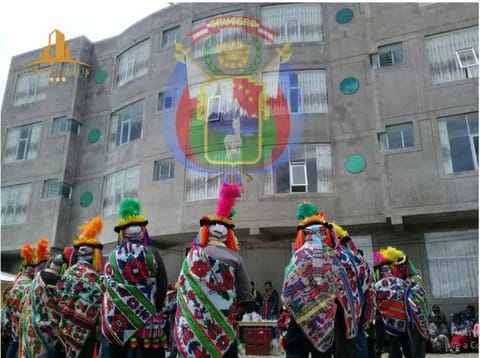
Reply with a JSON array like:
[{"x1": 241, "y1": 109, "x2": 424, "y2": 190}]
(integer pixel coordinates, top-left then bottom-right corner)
[{"x1": 208, "y1": 223, "x2": 228, "y2": 241}]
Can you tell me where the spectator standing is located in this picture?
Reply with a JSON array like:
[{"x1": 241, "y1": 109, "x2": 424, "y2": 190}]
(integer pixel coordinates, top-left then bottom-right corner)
[{"x1": 263, "y1": 281, "x2": 279, "y2": 320}]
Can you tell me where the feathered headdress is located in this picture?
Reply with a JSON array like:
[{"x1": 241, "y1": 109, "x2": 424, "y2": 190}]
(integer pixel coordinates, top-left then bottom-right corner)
[
  {"x1": 20, "y1": 243, "x2": 34, "y2": 269},
  {"x1": 197, "y1": 182, "x2": 241, "y2": 251},
  {"x1": 34, "y1": 237, "x2": 51, "y2": 265},
  {"x1": 72, "y1": 216, "x2": 104, "y2": 272},
  {"x1": 294, "y1": 202, "x2": 334, "y2": 250},
  {"x1": 114, "y1": 198, "x2": 148, "y2": 233},
  {"x1": 331, "y1": 222, "x2": 349, "y2": 240},
  {"x1": 386, "y1": 246, "x2": 407, "y2": 265}
]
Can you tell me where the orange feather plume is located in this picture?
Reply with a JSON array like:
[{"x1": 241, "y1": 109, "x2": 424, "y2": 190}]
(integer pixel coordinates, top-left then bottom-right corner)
[
  {"x1": 79, "y1": 216, "x2": 103, "y2": 240},
  {"x1": 20, "y1": 243, "x2": 34, "y2": 264},
  {"x1": 36, "y1": 237, "x2": 50, "y2": 263}
]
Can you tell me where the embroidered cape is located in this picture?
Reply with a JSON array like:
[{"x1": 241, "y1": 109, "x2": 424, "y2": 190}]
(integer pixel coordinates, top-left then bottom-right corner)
[
  {"x1": 101, "y1": 241, "x2": 165, "y2": 347},
  {"x1": 5, "y1": 273, "x2": 33, "y2": 341},
  {"x1": 281, "y1": 238, "x2": 341, "y2": 353},
  {"x1": 175, "y1": 246, "x2": 237, "y2": 358},
  {"x1": 335, "y1": 242, "x2": 376, "y2": 339},
  {"x1": 19, "y1": 271, "x2": 61, "y2": 358},
  {"x1": 375, "y1": 276, "x2": 408, "y2": 336},
  {"x1": 405, "y1": 278, "x2": 429, "y2": 339},
  {"x1": 56, "y1": 263, "x2": 104, "y2": 358}
]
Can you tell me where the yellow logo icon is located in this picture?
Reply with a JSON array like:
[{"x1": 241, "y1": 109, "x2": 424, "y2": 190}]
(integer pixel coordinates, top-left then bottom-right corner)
[{"x1": 24, "y1": 29, "x2": 90, "y2": 82}]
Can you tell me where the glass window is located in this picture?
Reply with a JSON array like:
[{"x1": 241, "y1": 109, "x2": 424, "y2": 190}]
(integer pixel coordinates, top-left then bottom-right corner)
[
  {"x1": 52, "y1": 117, "x2": 80, "y2": 135},
  {"x1": 263, "y1": 69, "x2": 327, "y2": 114},
  {"x1": 264, "y1": 143, "x2": 333, "y2": 194},
  {"x1": 425, "y1": 26, "x2": 478, "y2": 84},
  {"x1": 371, "y1": 42, "x2": 403, "y2": 68},
  {"x1": 14, "y1": 68, "x2": 49, "y2": 105},
  {"x1": 1, "y1": 183, "x2": 31, "y2": 225},
  {"x1": 158, "y1": 92, "x2": 176, "y2": 111},
  {"x1": 184, "y1": 152, "x2": 224, "y2": 201},
  {"x1": 154, "y1": 159, "x2": 175, "y2": 180},
  {"x1": 425, "y1": 230, "x2": 478, "y2": 298},
  {"x1": 103, "y1": 167, "x2": 139, "y2": 216},
  {"x1": 438, "y1": 112, "x2": 478, "y2": 173},
  {"x1": 117, "y1": 40, "x2": 150, "y2": 87},
  {"x1": 162, "y1": 26, "x2": 179, "y2": 47},
  {"x1": 42, "y1": 179, "x2": 72, "y2": 198},
  {"x1": 110, "y1": 100, "x2": 144, "y2": 147},
  {"x1": 190, "y1": 10, "x2": 244, "y2": 58},
  {"x1": 261, "y1": 4, "x2": 323, "y2": 44},
  {"x1": 3, "y1": 123, "x2": 42, "y2": 163},
  {"x1": 378, "y1": 123, "x2": 414, "y2": 150}
]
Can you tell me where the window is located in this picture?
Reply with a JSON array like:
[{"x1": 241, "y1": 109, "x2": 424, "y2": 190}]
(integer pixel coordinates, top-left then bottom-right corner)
[
  {"x1": 1, "y1": 183, "x2": 31, "y2": 225},
  {"x1": 110, "y1": 100, "x2": 144, "y2": 147},
  {"x1": 264, "y1": 143, "x2": 333, "y2": 194},
  {"x1": 158, "y1": 92, "x2": 176, "y2": 111},
  {"x1": 378, "y1": 123, "x2": 414, "y2": 150},
  {"x1": 438, "y1": 112, "x2": 478, "y2": 173},
  {"x1": 162, "y1": 26, "x2": 179, "y2": 47},
  {"x1": 3, "y1": 123, "x2": 42, "y2": 163},
  {"x1": 185, "y1": 166, "x2": 224, "y2": 201},
  {"x1": 425, "y1": 26, "x2": 478, "y2": 84},
  {"x1": 42, "y1": 179, "x2": 72, "y2": 198},
  {"x1": 351, "y1": 236, "x2": 374, "y2": 268},
  {"x1": 425, "y1": 230, "x2": 478, "y2": 298},
  {"x1": 263, "y1": 70, "x2": 327, "y2": 114},
  {"x1": 117, "y1": 40, "x2": 150, "y2": 86},
  {"x1": 371, "y1": 43, "x2": 403, "y2": 68},
  {"x1": 103, "y1": 167, "x2": 139, "y2": 215},
  {"x1": 154, "y1": 159, "x2": 175, "y2": 180},
  {"x1": 261, "y1": 4, "x2": 322, "y2": 44},
  {"x1": 191, "y1": 10, "x2": 244, "y2": 58},
  {"x1": 455, "y1": 48, "x2": 478, "y2": 68},
  {"x1": 14, "y1": 68, "x2": 49, "y2": 105},
  {"x1": 52, "y1": 117, "x2": 80, "y2": 135}
]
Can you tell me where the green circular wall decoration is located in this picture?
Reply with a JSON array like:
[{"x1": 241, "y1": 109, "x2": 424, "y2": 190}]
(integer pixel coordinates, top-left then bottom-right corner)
[
  {"x1": 95, "y1": 70, "x2": 107, "y2": 84},
  {"x1": 336, "y1": 8, "x2": 354, "y2": 24},
  {"x1": 345, "y1": 154, "x2": 366, "y2": 174},
  {"x1": 87, "y1": 128, "x2": 101, "y2": 144},
  {"x1": 80, "y1": 192, "x2": 93, "y2": 207},
  {"x1": 339, "y1": 77, "x2": 360, "y2": 95}
]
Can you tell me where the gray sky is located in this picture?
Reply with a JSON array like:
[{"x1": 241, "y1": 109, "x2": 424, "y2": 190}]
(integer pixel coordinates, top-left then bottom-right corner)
[{"x1": 0, "y1": 0, "x2": 171, "y2": 112}]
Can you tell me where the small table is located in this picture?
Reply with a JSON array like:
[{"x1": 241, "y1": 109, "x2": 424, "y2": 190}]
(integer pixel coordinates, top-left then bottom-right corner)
[{"x1": 238, "y1": 321, "x2": 276, "y2": 355}]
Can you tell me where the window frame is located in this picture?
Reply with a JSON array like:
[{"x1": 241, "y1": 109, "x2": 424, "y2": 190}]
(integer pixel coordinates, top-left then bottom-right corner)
[
  {"x1": 158, "y1": 92, "x2": 176, "y2": 111},
  {"x1": 42, "y1": 179, "x2": 72, "y2": 199},
  {"x1": 51, "y1": 117, "x2": 81, "y2": 136},
  {"x1": 102, "y1": 166, "x2": 140, "y2": 216},
  {"x1": 13, "y1": 67, "x2": 50, "y2": 106},
  {"x1": 370, "y1": 42, "x2": 404, "y2": 69},
  {"x1": 111, "y1": 100, "x2": 144, "y2": 147},
  {"x1": 3, "y1": 122, "x2": 42, "y2": 163},
  {"x1": 1, "y1": 183, "x2": 31, "y2": 226},
  {"x1": 162, "y1": 26, "x2": 180, "y2": 48},
  {"x1": 116, "y1": 39, "x2": 151, "y2": 87},
  {"x1": 424, "y1": 230, "x2": 478, "y2": 298},
  {"x1": 154, "y1": 158, "x2": 175, "y2": 181},
  {"x1": 438, "y1": 112, "x2": 478, "y2": 173},
  {"x1": 378, "y1": 122, "x2": 415, "y2": 151}
]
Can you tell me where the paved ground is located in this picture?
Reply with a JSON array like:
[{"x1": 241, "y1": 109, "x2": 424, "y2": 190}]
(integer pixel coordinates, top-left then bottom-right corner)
[{"x1": 239, "y1": 353, "x2": 478, "y2": 357}]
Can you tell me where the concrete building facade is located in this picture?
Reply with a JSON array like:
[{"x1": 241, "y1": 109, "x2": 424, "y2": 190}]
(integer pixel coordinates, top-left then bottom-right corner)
[{"x1": 1, "y1": 3, "x2": 478, "y2": 315}]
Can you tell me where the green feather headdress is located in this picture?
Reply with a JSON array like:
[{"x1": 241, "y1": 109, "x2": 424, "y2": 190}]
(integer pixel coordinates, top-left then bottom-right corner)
[{"x1": 114, "y1": 198, "x2": 148, "y2": 233}]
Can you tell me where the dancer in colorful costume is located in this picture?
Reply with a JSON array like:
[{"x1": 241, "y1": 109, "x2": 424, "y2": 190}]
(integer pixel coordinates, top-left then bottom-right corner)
[
  {"x1": 57, "y1": 217, "x2": 105, "y2": 358},
  {"x1": 281, "y1": 202, "x2": 343, "y2": 357},
  {"x1": 175, "y1": 182, "x2": 251, "y2": 358},
  {"x1": 331, "y1": 223, "x2": 376, "y2": 358},
  {"x1": 389, "y1": 248, "x2": 428, "y2": 358},
  {"x1": 373, "y1": 248, "x2": 412, "y2": 358},
  {"x1": 101, "y1": 198, "x2": 168, "y2": 358},
  {"x1": 19, "y1": 246, "x2": 74, "y2": 358},
  {"x1": 5, "y1": 238, "x2": 51, "y2": 358}
]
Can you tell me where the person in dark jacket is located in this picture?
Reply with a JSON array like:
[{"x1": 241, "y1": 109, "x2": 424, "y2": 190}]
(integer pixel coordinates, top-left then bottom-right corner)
[{"x1": 101, "y1": 198, "x2": 168, "y2": 358}]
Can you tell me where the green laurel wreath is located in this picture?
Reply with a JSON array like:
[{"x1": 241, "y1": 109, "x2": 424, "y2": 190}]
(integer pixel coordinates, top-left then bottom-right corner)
[{"x1": 203, "y1": 35, "x2": 263, "y2": 76}]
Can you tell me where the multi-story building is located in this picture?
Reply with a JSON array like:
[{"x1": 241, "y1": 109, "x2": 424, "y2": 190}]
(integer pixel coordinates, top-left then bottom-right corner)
[{"x1": 1, "y1": 3, "x2": 478, "y2": 313}]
